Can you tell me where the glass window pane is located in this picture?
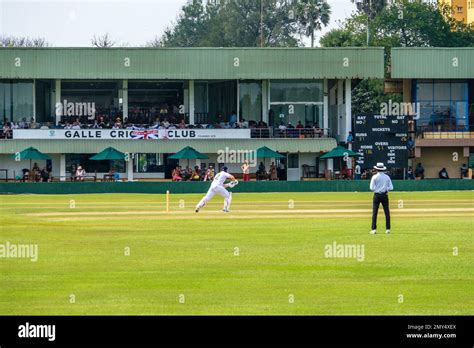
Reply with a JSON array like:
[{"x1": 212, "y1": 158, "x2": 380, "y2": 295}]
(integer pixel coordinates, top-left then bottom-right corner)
[
  {"x1": 416, "y1": 83, "x2": 432, "y2": 101},
  {"x1": 433, "y1": 83, "x2": 450, "y2": 100},
  {"x1": 239, "y1": 81, "x2": 262, "y2": 123},
  {"x1": 12, "y1": 82, "x2": 34, "y2": 123},
  {"x1": 451, "y1": 83, "x2": 467, "y2": 101},
  {"x1": 270, "y1": 80, "x2": 323, "y2": 103}
]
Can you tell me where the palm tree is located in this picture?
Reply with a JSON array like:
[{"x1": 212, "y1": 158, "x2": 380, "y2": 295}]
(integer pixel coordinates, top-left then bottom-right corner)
[{"x1": 296, "y1": 0, "x2": 331, "y2": 47}]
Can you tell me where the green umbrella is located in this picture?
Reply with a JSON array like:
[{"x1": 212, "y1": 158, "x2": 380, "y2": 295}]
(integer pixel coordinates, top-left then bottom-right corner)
[
  {"x1": 256, "y1": 146, "x2": 285, "y2": 159},
  {"x1": 169, "y1": 146, "x2": 209, "y2": 167},
  {"x1": 320, "y1": 146, "x2": 361, "y2": 177},
  {"x1": 10, "y1": 147, "x2": 51, "y2": 180},
  {"x1": 11, "y1": 147, "x2": 50, "y2": 161},
  {"x1": 320, "y1": 146, "x2": 360, "y2": 159},
  {"x1": 90, "y1": 147, "x2": 125, "y2": 161}
]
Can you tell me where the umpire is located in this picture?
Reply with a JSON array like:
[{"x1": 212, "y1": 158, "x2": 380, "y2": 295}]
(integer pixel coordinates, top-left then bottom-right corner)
[{"x1": 370, "y1": 163, "x2": 393, "y2": 235}]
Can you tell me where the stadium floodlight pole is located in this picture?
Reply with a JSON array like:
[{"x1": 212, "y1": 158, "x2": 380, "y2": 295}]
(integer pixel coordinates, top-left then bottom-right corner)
[{"x1": 366, "y1": 0, "x2": 371, "y2": 46}]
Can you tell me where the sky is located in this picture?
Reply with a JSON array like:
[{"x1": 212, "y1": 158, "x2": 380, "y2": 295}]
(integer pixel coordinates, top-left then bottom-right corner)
[{"x1": 0, "y1": 0, "x2": 356, "y2": 47}]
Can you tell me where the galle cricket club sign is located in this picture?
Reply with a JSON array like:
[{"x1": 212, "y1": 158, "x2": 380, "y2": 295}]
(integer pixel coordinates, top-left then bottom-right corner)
[{"x1": 13, "y1": 128, "x2": 251, "y2": 140}]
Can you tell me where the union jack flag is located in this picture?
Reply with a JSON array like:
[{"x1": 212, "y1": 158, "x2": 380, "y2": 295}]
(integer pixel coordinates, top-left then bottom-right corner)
[{"x1": 131, "y1": 126, "x2": 159, "y2": 140}]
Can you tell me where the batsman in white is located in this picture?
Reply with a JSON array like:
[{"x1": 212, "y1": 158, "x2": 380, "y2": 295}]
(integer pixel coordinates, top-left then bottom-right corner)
[{"x1": 195, "y1": 166, "x2": 238, "y2": 213}]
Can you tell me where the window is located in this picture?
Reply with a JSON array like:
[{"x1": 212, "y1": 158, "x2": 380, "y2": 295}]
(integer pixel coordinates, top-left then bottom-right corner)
[
  {"x1": 288, "y1": 154, "x2": 299, "y2": 169},
  {"x1": 457, "y1": 6, "x2": 463, "y2": 13},
  {"x1": 135, "y1": 154, "x2": 163, "y2": 173},
  {"x1": 269, "y1": 80, "x2": 323, "y2": 127},
  {"x1": 0, "y1": 80, "x2": 34, "y2": 123},
  {"x1": 239, "y1": 81, "x2": 262, "y2": 123},
  {"x1": 414, "y1": 80, "x2": 468, "y2": 130}
]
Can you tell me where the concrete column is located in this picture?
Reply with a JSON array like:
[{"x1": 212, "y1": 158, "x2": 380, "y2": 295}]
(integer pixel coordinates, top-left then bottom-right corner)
[
  {"x1": 32, "y1": 80, "x2": 36, "y2": 122},
  {"x1": 262, "y1": 80, "x2": 269, "y2": 124},
  {"x1": 337, "y1": 79, "x2": 344, "y2": 140},
  {"x1": 127, "y1": 156, "x2": 133, "y2": 182},
  {"x1": 122, "y1": 80, "x2": 128, "y2": 122},
  {"x1": 55, "y1": 79, "x2": 61, "y2": 125},
  {"x1": 323, "y1": 79, "x2": 329, "y2": 135},
  {"x1": 59, "y1": 154, "x2": 66, "y2": 182},
  {"x1": 189, "y1": 80, "x2": 195, "y2": 125},
  {"x1": 345, "y1": 79, "x2": 353, "y2": 168}
]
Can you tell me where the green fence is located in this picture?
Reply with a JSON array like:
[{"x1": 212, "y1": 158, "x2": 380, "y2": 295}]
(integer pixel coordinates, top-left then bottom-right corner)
[{"x1": 0, "y1": 180, "x2": 473, "y2": 195}]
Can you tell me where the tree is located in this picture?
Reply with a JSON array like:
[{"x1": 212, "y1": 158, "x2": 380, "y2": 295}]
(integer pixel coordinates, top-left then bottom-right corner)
[
  {"x1": 295, "y1": 0, "x2": 331, "y2": 47},
  {"x1": 0, "y1": 36, "x2": 49, "y2": 47},
  {"x1": 153, "y1": 0, "x2": 302, "y2": 47},
  {"x1": 91, "y1": 33, "x2": 116, "y2": 48}
]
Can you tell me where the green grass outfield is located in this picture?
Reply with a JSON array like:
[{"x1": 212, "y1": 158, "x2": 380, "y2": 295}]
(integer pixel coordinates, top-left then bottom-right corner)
[{"x1": 0, "y1": 191, "x2": 472, "y2": 315}]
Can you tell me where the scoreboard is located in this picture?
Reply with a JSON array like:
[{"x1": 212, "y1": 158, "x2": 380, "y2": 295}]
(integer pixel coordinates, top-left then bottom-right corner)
[{"x1": 353, "y1": 114, "x2": 408, "y2": 171}]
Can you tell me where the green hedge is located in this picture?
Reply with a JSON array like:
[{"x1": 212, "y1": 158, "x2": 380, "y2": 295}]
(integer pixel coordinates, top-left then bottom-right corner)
[{"x1": 0, "y1": 180, "x2": 473, "y2": 195}]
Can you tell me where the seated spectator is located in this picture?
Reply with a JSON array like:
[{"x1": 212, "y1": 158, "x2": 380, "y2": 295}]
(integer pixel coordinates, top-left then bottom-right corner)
[
  {"x1": 278, "y1": 121, "x2": 286, "y2": 131},
  {"x1": 22, "y1": 168, "x2": 30, "y2": 182},
  {"x1": 162, "y1": 118, "x2": 170, "y2": 128},
  {"x1": 229, "y1": 111, "x2": 237, "y2": 126},
  {"x1": 75, "y1": 166, "x2": 86, "y2": 181},
  {"x1": 182, "y1": 167, "x2": 189, "y2": 180},
  {"x1": 40, "y1": 167, "x2": 50, "y2": 182},
  {"x1": 256, "y1": 162, "x2": 268, "y2": 181},
  {"x1": 313, "y1": 123, "x2": 323, "y2": 137},
  {"x1": 32, "y1": 162, "x2": 40, "y2": 172},
  {"x1": 172, "y1": 167, "x2": 182, "y2": 182},
  {"x1": 191, "y1": 166, "x2": 201, "y2": 181},
  {"x1": 178, "y1": 119, "x2": 186, "y2": 129},
  {"x1": 204, "y1": 166, "x2": 214, "y2": 181},
  {"x1": 287, "y1": 122, "x2": 295, "y2": 129},
  {"x1": 296, "y1": 121, "x2": 304, "y2": 129},
  {"x1": 439, "y1": 168, "x2": 449, "y2": 179},
  {"x1": 415, "y1": 163, "x2": 424, "y2": 179}
]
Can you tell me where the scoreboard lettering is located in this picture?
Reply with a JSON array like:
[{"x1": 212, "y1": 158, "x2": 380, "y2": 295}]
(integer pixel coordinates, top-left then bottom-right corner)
[{"x1": 354, "y1": 114, "x2": 408, "y2": 171}]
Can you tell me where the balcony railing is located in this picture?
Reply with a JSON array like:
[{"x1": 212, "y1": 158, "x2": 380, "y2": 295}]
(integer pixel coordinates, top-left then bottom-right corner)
[{"x1": 416, "y1": 125, "x2": 474, "y2": 140}]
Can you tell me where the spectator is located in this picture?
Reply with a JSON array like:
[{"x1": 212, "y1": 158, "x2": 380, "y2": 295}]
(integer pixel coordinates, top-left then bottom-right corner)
[
  {"x1": 32, "y1": 162, "x2": 40, "y2": 172},
  {"x1": 407, "y1": 167, "x2": 415, "y2": 180},
  {"x1": 460, "y1": 164, "x2": 468, "y2": 179},
  {"x1": 162, "y1": 118, "x2": 170, "y2": 128},
  {"x1": 22, "y1": 168, "x2": 30, "y2": 182},
  {"x1": 75, "y1": 166, "x2": 86, "y2": 181},
  {"x1": 241, "y1": 160, "x2": 250, "y2": 182},
  {"x1": 313, "y1": 123, "x2": 323, "y2": 138},
  {"x1": 355, "y1": 164, "x2": 361, "y2": 180},
  {"x1": 438, "y1": 168, "x2": 449, "y2": 179},
  {"x1": 191, "y1": 166, "x2": 201, "y2": 181},
  {"x1": 296, "y1": 121, "x2": 304, "y2": 129},
  {"x1": 407, "y1": 137, "x2": 415, "y2": 149},
  {"x1": 229, "y1": 111, "x2": 237, "y2": 126},
  {"x1": 346, "y1": 131, "x2": 354, "y2": 144},
  {"x1": 204, "y1": 165, "x2": 214, "y2": 181},
  {"x1": 172, "y1": 167, "x2": 182, "y2": 182},
  {"x1": 178, "y1": 119, "x2": 186, "y2": 129},
  {"x1": 40, "y1": 167, "x2": 50, "y2": 182},
  {"x1": 270, "y1": 162, "x2": 278, "y2": 180},
  {"x1": 278, "y1": 121, "x2": 286, "y2": 131},
  {"x1": 256, "y1": 162, "x2": 267, "y2": 181},
  {"x1": 415, "y1": 163, "x2": 425, "y2": 180}
]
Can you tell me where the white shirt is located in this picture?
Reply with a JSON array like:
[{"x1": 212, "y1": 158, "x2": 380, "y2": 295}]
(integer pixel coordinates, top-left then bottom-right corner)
[
  {"x1": 370, "y1": 172, "x2": 393, "y2": 194},
  {"x1": 211, "y1": 171, "x2": 232, "y2": 188}
]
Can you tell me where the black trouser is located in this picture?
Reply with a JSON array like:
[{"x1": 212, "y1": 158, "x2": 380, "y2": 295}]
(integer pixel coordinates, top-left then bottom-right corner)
[{"x1": 372, "y1": 193, "x2": 391, "y2": 230}]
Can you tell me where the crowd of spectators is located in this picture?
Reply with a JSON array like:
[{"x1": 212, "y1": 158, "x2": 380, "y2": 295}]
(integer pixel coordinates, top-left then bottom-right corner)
[{"x1": 171, "y1": 165, "x2": 215, "y2": 182}]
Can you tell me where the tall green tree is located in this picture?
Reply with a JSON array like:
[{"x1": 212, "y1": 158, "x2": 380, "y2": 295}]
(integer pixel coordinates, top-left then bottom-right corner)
[
  {"x1": 152, "y1": 0, "x2": 326, "y2": 48},
  {"x1": 295, "y1": 0, "x2": 331, "y2": 47}
]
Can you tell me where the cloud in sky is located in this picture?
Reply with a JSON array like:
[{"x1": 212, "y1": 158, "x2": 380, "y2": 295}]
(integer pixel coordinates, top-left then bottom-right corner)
[{"x1": 0, "y1": 0, "x2": 356, "y2": 47}]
